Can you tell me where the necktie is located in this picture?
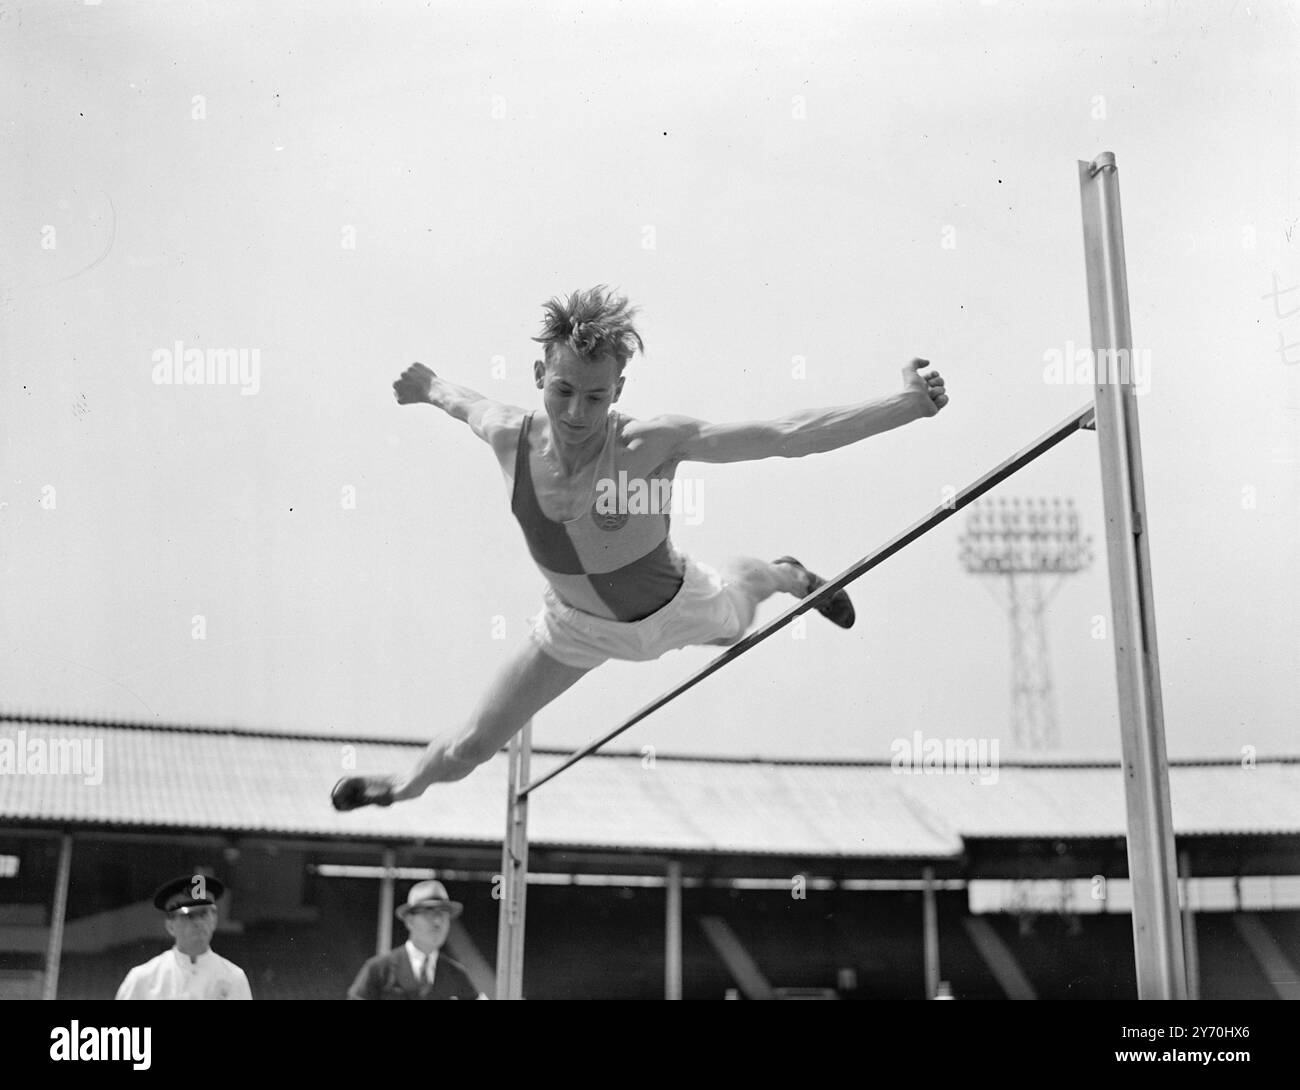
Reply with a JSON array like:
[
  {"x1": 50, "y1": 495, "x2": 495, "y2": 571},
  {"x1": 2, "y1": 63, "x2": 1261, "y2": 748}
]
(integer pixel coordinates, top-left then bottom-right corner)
[{"x1": 423, "y1": 952, "x2": 435, "y2": 989}]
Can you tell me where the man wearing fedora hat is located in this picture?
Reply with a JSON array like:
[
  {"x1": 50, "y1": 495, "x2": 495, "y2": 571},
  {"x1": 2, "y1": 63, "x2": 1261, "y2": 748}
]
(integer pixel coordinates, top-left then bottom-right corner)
[
  {"x1": 347, "y1": 880, "x2": 485, "y2": 1000},
  {"x1": 116, "y1": 874, "x2": 252, "y2": 1000}
]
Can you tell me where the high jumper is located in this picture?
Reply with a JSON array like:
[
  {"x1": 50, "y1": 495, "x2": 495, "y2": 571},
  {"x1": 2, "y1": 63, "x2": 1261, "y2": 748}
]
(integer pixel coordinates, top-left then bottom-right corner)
[{"x1": 331, "y1": 286, "x2": 947, "y2": 811}]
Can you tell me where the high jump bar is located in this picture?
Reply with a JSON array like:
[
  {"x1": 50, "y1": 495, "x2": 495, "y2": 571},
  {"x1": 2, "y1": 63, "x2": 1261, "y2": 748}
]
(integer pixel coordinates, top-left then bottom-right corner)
[{"x1": 518, "y1": 401, "x2": 1096, "y2": 800}]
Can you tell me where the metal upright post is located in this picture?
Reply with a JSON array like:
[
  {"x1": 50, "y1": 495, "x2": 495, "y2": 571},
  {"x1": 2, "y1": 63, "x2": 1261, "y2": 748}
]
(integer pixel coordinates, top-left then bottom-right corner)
[
  {"x1": 42, "y1": 834, "x2": 73, "y2": 1001},
  {"x1": 1078, "y1": 151, "x2": 1186, "y2": 999},
  {"x1": 665, "y1": 860, "x2": 683, "y2": 1000},
  {"x1": 495, "y1": 721, "x2": 532, "y2": 1000},
  {"x1": 1180, "y1": 850, "x2": 1200, "y2": 1000},
  {"x1": 922, "y1": 866, "x2": 940, "y2": 1000},
  {"x1": 376, "y1": 848, "x2": 395, "y2": 955}
]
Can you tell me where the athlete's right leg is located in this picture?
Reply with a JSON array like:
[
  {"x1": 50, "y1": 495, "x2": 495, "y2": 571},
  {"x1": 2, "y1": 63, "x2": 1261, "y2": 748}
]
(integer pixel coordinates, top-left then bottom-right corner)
[
  {"x1": 332, "y1": 639, "x2": 591, "y2": 809},
  {"x1": 710, "y1": 557, "x2": 810, "y2": 637},
  {"x1": 705, "y1": 555, "x2": 855, "y2": 648}
]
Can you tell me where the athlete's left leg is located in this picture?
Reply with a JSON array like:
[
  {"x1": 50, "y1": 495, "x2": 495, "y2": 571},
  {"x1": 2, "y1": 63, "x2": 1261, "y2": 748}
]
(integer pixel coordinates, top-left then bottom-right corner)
[
  {"x1": 391, "y1": 638, "x2": 592, "y2": 799},
  {"x1": 331, "y1": 639, "x2": 591, "y2": 810}
]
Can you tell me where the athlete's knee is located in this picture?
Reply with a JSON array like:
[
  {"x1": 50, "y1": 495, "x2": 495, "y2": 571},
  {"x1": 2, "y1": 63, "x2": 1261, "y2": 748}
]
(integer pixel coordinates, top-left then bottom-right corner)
[
  {"x1": 721, "y1": 557, "x2": 767, "y2": 592},
  {"x1": 720, "y1": 579, "x2": 758, "y2": 629},
  {"x1": 729, "y1": 557, "x2": 801, "y2": 603}
]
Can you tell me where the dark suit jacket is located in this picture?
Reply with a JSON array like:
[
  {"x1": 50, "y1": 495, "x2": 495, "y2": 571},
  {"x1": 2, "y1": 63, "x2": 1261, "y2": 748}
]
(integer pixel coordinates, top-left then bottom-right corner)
[{"x1": 347, "y1": 947, "x2": 480, "y2": 1000}]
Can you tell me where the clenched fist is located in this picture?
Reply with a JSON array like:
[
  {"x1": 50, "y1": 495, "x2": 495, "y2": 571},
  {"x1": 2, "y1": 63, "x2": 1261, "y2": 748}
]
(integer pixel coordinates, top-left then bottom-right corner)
[
  {"x1": 393, "y1": 362, "x2": 437, "y2": 405},
  {"x1": 902, "y1": 358, "x2": 948, "y2": 418}
]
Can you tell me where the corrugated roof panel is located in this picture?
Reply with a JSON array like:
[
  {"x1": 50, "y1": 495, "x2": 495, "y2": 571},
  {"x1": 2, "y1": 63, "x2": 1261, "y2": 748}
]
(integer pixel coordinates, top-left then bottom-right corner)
[
  {"x1": 893, "y1": 763, "x2": 1300, "y2": 839},
  {"x1": 1166, "y1": 764, "x2": 1300, "y2": 836},
  {"x1": 3, "y1": 721, "x2": 1299, "y2": 858},
  {"x1": 895, "y1": 766, "x2": 1128, "y2": 839},
  {"x1": 0, "y1": 727, "x2": 504, "y2": 843},
  {"x1": 528, "y1": 760, "x2": 960, "y2": 857}
]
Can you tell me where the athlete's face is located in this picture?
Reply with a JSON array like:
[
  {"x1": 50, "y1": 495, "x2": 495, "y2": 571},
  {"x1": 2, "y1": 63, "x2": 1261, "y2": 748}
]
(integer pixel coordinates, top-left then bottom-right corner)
[{"x1": 535, "y1": 346, "x2": 624, "y2": 447}]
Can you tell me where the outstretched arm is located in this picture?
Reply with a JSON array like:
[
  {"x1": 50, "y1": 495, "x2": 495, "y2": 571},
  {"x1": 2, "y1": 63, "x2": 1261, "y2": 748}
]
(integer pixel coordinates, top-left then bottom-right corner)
[
  {"x1": 393, "y1": 362, "x2": 521, "y2": 452},
  {"x1": 661, "y1": 358, "x2": 948, "y2": 464}
]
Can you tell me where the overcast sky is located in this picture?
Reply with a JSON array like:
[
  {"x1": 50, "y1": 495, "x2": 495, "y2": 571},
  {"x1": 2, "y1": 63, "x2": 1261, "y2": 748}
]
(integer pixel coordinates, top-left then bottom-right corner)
[{"x1": 2, "y1": 0, "x2": 1296, "y2": 767}]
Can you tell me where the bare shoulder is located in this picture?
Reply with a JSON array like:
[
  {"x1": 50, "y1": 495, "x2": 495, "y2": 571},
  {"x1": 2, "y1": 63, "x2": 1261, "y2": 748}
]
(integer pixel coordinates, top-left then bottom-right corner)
[
  {"x1": 619, "y1": 412, "x2": 695, "y2": 460},
  {"x1": 471, "y1": 400, "x2": 529, "y2": 457}
]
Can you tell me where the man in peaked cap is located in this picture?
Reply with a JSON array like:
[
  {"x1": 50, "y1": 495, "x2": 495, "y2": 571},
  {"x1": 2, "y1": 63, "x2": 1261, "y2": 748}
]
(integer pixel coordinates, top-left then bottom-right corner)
[
  {"x1": 115, "y1": 874, "x2": 252, "y2": 1000},
  {"x1": 347, "y1": 880, "x2": 486, "y2": 1000}
]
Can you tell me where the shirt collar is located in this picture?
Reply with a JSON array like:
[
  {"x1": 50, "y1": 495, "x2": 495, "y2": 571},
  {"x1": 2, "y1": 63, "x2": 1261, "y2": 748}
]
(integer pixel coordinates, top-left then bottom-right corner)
[{"x1": 405, "y1": 941, "x2": 438, "y2": 975}]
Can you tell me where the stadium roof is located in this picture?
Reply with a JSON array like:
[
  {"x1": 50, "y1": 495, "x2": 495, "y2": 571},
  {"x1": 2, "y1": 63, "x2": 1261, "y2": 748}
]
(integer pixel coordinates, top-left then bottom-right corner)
[{"x1": 3, "y1": 716, "x2": 1300, "y2": 869}]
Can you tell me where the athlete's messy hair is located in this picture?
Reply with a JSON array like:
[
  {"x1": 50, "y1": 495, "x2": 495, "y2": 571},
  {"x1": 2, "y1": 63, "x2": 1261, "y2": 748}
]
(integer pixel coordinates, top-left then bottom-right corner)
[{"x1": 532, "y1": 285, "x2": 644, "y2": 369}]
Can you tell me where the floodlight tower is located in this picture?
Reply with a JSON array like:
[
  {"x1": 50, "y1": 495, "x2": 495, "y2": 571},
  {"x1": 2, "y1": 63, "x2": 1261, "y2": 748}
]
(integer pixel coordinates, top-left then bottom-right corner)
[{"x1": 959, "y1": 497, "x2": 1092, "y2": 750}]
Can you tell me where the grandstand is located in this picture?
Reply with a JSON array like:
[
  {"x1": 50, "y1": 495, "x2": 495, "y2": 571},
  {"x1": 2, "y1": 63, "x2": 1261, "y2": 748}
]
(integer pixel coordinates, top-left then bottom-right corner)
[{"x1": 2, "y1": 713, "x2": 1299, "y2": 999}]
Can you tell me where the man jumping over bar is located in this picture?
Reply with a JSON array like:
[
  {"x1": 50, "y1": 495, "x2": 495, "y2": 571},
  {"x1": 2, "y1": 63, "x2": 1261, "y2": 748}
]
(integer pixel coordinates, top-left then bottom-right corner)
[{"x1": 332, "y1": 286, "x2": 948, "y2": 811}]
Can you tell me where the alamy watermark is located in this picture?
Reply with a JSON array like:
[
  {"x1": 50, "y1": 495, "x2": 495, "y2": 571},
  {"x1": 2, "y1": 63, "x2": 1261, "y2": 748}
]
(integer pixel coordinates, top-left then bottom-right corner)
[
  {"x1": 592, "y1": 472, "x2": 703, "y2": 527},
  {"x1": 1042, "y1": 341, "x2": 1151, "y2": 395},
  {"x1": 50, "y1": 1023, "x2": 150, "y2": 1070},
  {"x1": 151, "y1": 341, "x2": 261, "y2": 395},
  {"x1": 0, "y1": 730, "x2": 104, "y2": 786},
  {"x1": 890, "y1": 731, "x2": 1000, "y2": 785}
]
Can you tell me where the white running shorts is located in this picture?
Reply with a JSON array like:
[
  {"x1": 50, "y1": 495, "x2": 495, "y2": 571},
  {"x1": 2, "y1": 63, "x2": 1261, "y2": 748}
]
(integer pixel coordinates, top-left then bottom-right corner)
[{"x1": 528, "y1": 555, "x2": 746, "y2": 670}]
